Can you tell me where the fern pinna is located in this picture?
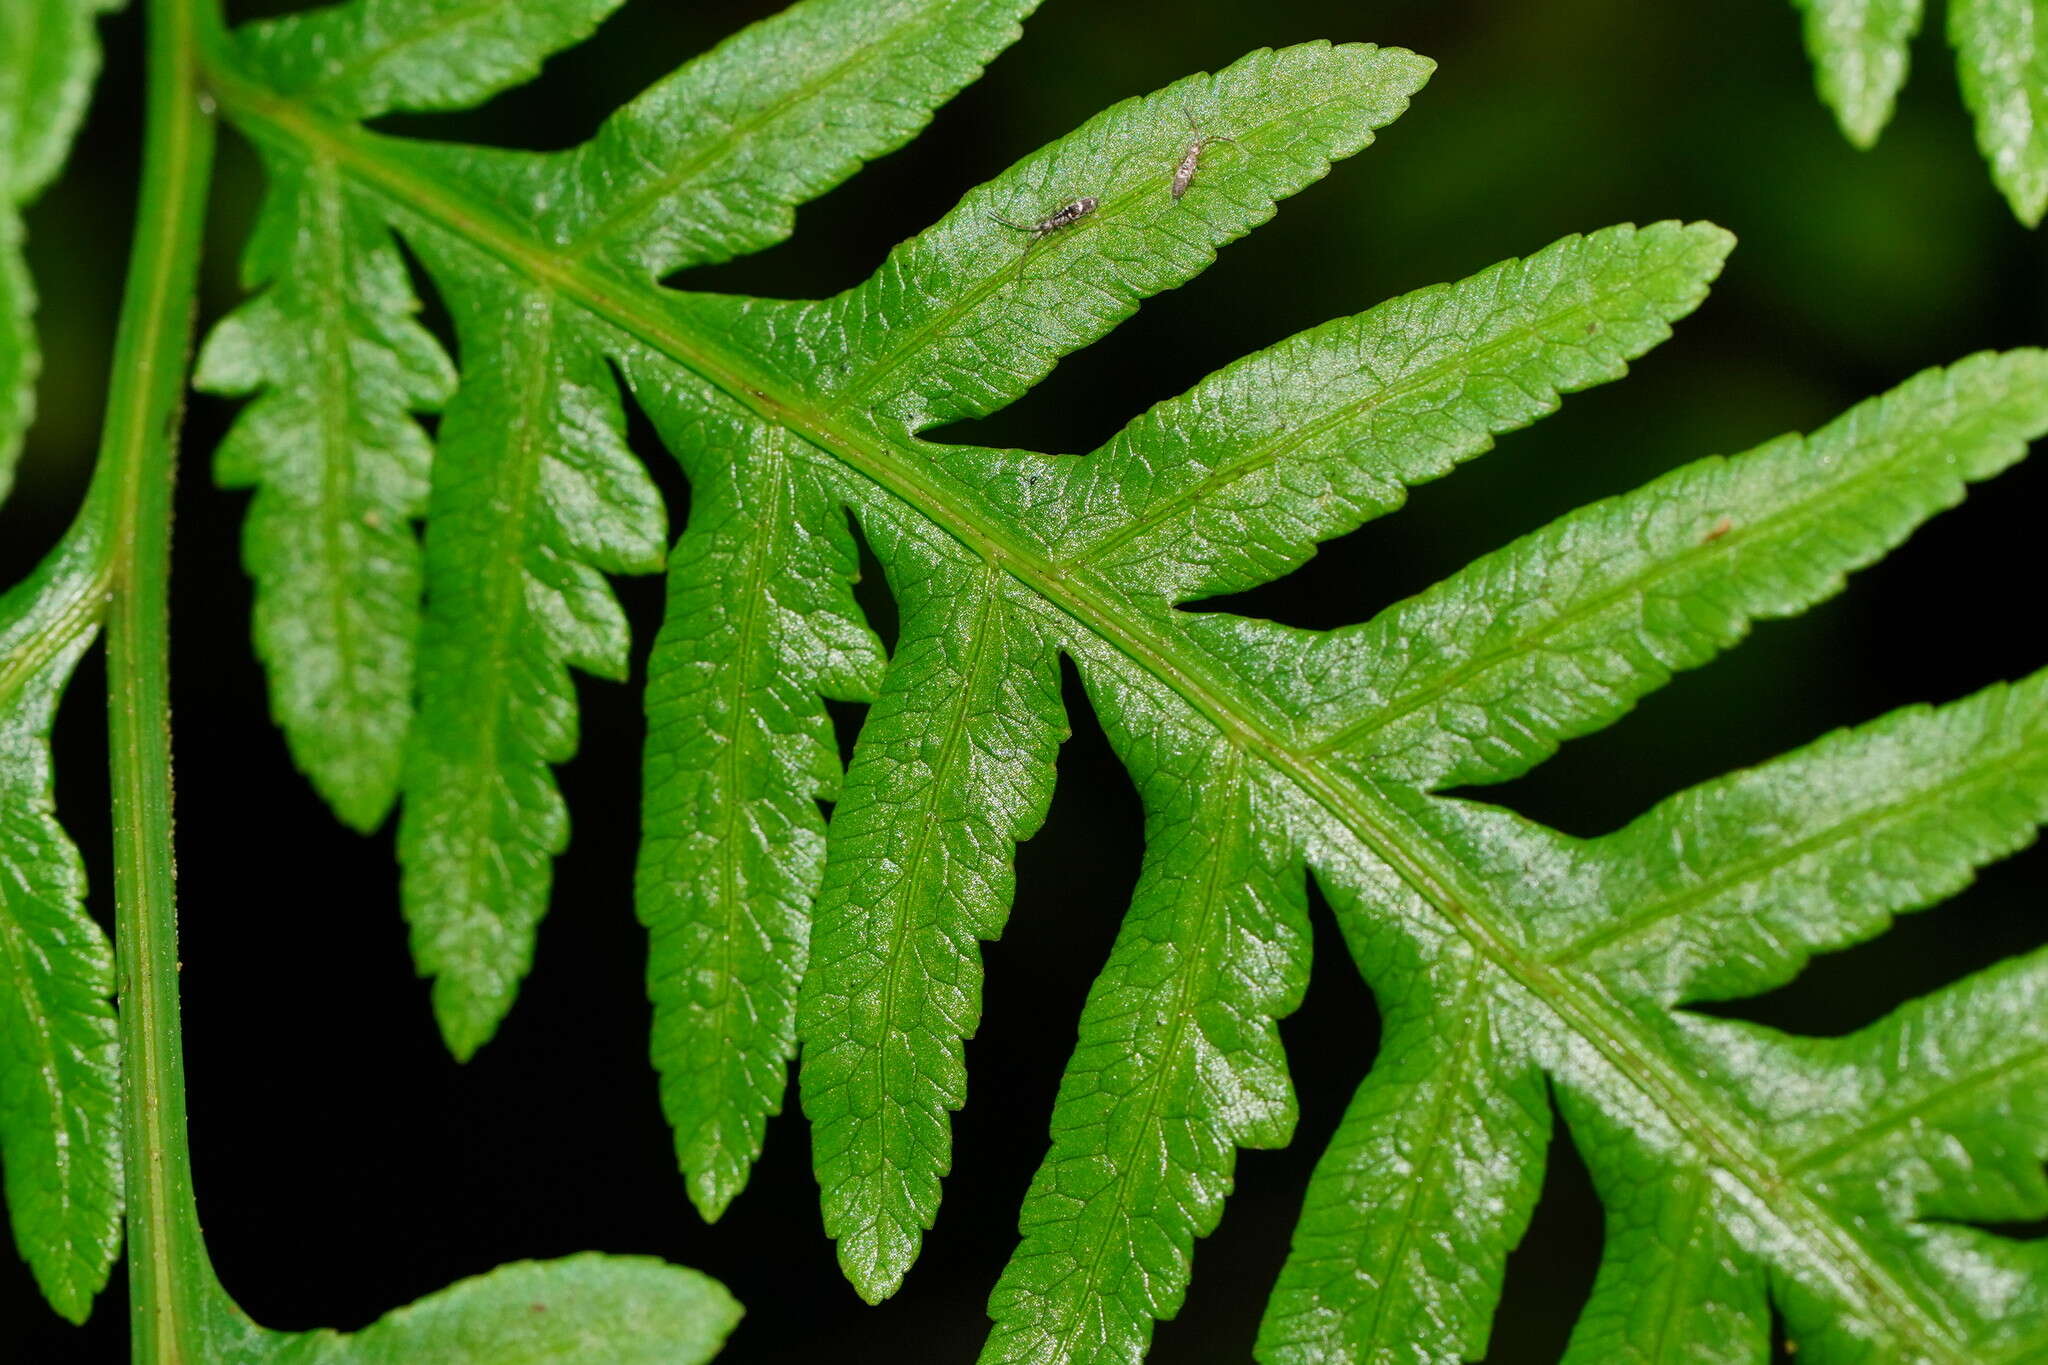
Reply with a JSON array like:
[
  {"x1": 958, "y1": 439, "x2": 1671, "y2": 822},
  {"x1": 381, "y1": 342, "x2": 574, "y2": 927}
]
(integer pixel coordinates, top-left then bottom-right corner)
[{"x1": 2, "y1": 0, "x2": 2044, "y2": 1359}]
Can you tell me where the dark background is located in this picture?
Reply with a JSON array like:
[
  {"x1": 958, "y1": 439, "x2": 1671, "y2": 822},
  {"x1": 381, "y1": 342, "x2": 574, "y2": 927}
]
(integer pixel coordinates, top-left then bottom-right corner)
[{"x1": 4, "y1": 0, "x2": 2045, "y2": 1359}]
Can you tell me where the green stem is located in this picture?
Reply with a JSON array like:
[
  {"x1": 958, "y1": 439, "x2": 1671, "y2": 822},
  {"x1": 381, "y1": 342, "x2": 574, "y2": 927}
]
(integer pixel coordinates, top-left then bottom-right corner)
[{"x1": 102, "y1": 0, "x2": 221, "y2": 1358}]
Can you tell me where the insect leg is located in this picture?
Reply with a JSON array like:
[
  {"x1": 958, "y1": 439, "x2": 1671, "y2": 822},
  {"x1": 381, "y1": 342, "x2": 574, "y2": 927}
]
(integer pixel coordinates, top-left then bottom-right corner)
[
  {"x1": 1013, "y1": 233, "x2": 1038, "y2": 285},
  {"x1": 989, "y1": 212, "x2": 1039, "y2": 287}
]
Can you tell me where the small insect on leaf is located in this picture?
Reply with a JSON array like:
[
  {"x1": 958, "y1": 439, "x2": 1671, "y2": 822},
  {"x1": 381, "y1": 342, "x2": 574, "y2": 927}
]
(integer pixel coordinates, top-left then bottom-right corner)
[
  {"x1": 991, "y1": 196, "x2": 1100, "y2": 239},
  {"x1": 1172, "y1": 115, "x2": 1236, "y2": 201},
  {"x1": 989, "y1": 195, "x2": 1100, "y2": 280},
  {"x1": 1703, "y1": 514, "x2": 1735, "y2": 542}
]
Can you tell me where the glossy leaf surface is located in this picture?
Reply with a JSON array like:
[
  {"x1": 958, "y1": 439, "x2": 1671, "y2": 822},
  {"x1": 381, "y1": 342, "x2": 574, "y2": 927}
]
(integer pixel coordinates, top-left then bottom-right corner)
[
  {"x1": 196, "y1": 1, "x2": 2048, "y2": 1360},
  {"x1": 0, "y1": 523, "x2": 119, "y2": 1324},
  {"x1": 0, "y1": 0, "x2": 123, "y2": 1324}
]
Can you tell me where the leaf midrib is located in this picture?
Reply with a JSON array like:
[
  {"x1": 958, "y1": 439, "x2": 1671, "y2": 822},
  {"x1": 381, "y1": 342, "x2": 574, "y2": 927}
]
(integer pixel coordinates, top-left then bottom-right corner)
[
  {"x1": 1356, "y1": 972, "x2": 1488, "y2": 1355},
  {"x1": 305, "y1": 156, "x2": 378, "y2": 778},
  {"x1": 207, "y1": 65, "x2": 1981, "y2": 1361},
  {"x1": 419, "y1": 290, "x2": 553, "y2": 968},
  {"x1": 844, "y1": 558, "x2": 1004, "y2": 1287},
  {"x1": 696, "y1": 446, "x2": 785, "y2": 1204},
  {"x1": 1645, "y1": 1168, "x2": 1716, "y2": 1357}
]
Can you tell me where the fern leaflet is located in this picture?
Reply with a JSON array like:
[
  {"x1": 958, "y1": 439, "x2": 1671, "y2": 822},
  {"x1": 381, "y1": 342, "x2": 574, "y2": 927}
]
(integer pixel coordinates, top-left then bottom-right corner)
[
  {"x1": 0, "y1": 0, "x2": 122, "y2": 498},
  {"x1": 0, "y1": 0, "x2": 123, "y2": 1324}
]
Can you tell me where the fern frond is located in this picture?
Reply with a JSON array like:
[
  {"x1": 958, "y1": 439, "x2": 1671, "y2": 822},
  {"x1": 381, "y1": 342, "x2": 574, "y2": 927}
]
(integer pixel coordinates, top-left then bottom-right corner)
[
  {"x1": 198, "y1": 2, "x2": 2048, "y2": 1358},
  {"x1": 1257, "y1": 362, "x2": 2048, "y2": 1364},
  {"x1": 790, "y1": 40, "x2": 1434, "y2": 1300},
  {"x1": 1266, "y1": 659, "x2": 2048, "y2": 1364}
]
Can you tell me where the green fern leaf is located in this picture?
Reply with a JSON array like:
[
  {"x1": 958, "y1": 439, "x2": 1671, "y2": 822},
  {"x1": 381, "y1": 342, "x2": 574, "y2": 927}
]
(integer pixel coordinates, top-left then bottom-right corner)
[
  {"x1": 396, "y1": 268, "x2": 665, "y2": 1059},
  {"x1": 289, "y1": 0, "x2": 1039, "y2": 1062},
  {"x1": 1950, "y1": 0, "x2": 2048, "y2": 226},
  {"x1": 195, "y1": 1, "x2": 621, "y2": 839},
  {"x1": 0, "y1": 0, "x2": 123, "y2": 1324},
  {"x1": 980, "y1": 218, "x2": 1734, "y2": 1360},
  {"x1": 1257, "y1": 352, "x2": 2048, "y2": 1365},
  {"x1": 231, "y1": 0, "x2": 627, "y2": 121},
  {"x1": 1791, "y1": 0, "x2": 1926, "y2": 146},
  {"x1": 1541, "y1": 676, "x2": 2048, "y2": 1361},
  {"x1": 121, "y1": 1248, "x2": 743, "y2": 1362},
  {"x1": 0, "y1": 521, "x2": 120, "y2": 1324},
  {"x1": 213, "y1": 0, "x2": 1043, "y2": 1098},
  {"x1": 798, "y1": 543, "x2": 1067, "y2": 1297},
  {"x1": 193, "y1": 148, "x2": 453, "y2": 832},
  {"x1": 0, "y1": 0, "x2": 121, "y2": 502},
  {"x1": 199, "y1": 1, "x2": 2048, "y2": 1357},
  {"x1": 627, "y1": 372, "x2": 885, "y2": 1223},
  {"x1": 788, "y1": 37, "x2": 1433, "y2": 1303},
  {"x1": 249, "y1": 1254, "x2": 741, "y2": 1364}
]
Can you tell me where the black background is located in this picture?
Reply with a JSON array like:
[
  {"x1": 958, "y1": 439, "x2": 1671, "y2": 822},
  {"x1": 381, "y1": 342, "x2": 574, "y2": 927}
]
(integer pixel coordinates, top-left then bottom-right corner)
[{"x1": 3, "y1": 0, "x2": 2045, "y2": 1360}]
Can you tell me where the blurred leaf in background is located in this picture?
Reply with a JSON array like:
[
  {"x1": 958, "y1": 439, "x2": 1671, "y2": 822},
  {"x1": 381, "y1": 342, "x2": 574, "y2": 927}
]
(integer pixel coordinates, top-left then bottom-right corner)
[{"x1": 1794, "y1": 0, "x2": 2048, "y2": 226}]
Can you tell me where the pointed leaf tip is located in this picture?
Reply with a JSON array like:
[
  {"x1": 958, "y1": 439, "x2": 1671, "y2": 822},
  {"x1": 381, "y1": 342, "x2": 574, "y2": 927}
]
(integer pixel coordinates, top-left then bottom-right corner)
[
  {"x1": 1793, "y1": 0, "x2": 1926, "y2": 149},
  {"x1": 1950, "y1": 0, "x2": 2048, "y2": 226}
]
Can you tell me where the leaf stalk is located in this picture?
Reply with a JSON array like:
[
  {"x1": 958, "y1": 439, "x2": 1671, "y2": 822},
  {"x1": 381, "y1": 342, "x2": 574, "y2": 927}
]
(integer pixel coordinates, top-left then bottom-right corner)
[{"x1": 101, "y1": 0, "x2": 226, "y2": 1356}]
